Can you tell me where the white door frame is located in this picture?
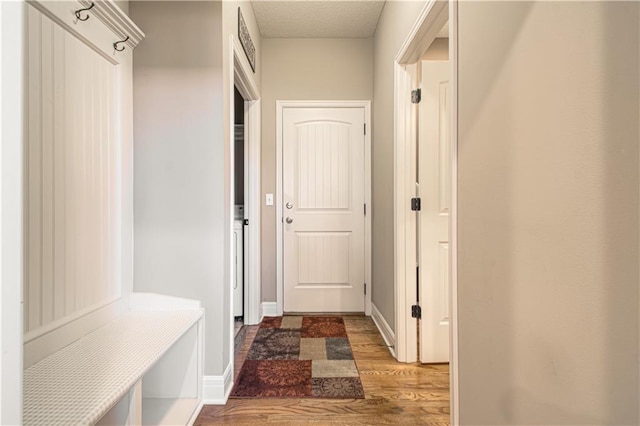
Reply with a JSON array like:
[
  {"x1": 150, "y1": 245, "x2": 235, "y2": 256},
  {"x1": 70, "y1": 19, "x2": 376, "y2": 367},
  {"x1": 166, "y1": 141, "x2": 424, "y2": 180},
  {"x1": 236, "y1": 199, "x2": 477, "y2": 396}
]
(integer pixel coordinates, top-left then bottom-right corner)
[
  {"x1": 0, "y1": 1, "x2": 26, "y2": 423},
  {"x1": 393, "y1": 0, "x2": 459, "y2": 424},
  {"x1": 229, "y1": 35, "x2": 261, "y2": 326},
  {"x1": 276, "y1": 101, "x2": 372, "y2": 316},
  {"x1": 393, "y1": 60, "x2": 419, "y2": 363}
]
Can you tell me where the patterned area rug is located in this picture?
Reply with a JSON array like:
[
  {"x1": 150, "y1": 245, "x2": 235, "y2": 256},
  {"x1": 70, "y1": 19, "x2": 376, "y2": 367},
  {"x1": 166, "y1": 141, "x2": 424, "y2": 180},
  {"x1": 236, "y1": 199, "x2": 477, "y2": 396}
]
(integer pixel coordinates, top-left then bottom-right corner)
[{"x1": 230, "y1": 316, "x2": 365, "y2": 399}]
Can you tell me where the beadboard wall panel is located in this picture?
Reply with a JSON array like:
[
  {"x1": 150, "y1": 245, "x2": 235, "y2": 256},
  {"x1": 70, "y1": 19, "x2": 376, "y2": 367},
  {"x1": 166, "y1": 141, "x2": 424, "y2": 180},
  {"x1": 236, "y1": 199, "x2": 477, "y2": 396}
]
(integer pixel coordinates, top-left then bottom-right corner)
[{"x1": 25, "y1": 5, "x2": 121, "y2": 335}]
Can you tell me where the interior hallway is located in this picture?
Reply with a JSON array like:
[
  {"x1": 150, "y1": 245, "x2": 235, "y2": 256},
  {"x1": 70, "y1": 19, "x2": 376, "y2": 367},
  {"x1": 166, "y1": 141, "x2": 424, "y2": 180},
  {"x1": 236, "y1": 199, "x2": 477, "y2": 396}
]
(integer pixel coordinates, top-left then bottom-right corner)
[{"x1": 195, "y1": 316, "x2": 449, "y2": 425}]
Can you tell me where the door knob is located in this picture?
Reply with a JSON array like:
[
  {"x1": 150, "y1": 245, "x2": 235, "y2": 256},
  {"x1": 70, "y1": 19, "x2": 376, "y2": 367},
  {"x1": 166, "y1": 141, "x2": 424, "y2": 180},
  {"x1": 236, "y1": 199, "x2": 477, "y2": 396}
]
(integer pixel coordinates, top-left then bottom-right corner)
[
  {"x1": 286, "y1": 202, "x2": 293, "y2": 209},
  {"x1": 285, "y1": 217, "x2": 293, "y2": 224}
]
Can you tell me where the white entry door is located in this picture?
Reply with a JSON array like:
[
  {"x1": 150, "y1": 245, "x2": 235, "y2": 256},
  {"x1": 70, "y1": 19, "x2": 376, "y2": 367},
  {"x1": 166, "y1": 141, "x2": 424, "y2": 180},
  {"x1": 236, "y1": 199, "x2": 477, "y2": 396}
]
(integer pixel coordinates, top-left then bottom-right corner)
[
  {"x1": 282, "y1": 107, "x2": 366, "y2": 313},
  {"x1": 419, "y1": 61, "x2": 451, "y2": 363}
]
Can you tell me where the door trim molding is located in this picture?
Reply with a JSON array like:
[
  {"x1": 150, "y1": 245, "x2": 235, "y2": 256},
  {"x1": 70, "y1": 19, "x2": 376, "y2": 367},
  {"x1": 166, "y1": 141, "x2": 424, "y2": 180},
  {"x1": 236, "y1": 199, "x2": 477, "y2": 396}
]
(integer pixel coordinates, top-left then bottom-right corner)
[
  {"x1": 450, "y1": 3, "x2": 460, "y2": 422},
  {"x1": 393, "y1": 61, "x2": 419, "y2": 363},
  {"x1": 230, "y1": 34, "x2": 261, "y2": 328},
  {"x1": 276, "y1": 100, "x2": 372, "y2": 316},
  {"x1": 393, "y1": 0, "x2": 459, "y2": 424}
]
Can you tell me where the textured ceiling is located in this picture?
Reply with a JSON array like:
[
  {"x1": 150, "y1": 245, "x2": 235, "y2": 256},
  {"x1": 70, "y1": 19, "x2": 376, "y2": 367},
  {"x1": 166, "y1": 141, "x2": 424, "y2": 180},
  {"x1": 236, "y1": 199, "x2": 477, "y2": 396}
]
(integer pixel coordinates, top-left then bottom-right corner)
[{"x1": 251, "y1": 1, "x2": 386, "y2": 38}]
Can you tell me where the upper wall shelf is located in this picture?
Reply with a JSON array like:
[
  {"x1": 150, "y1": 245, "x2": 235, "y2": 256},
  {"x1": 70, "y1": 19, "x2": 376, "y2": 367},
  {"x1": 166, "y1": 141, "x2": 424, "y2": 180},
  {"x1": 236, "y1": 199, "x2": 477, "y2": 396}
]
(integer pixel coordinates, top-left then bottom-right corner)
[
  {"x1": 77, "y1": 0, "x2": 145, "y2": 50},
  {"x1": 28, "y1": 0, "x2": 145, "y2": 55}
]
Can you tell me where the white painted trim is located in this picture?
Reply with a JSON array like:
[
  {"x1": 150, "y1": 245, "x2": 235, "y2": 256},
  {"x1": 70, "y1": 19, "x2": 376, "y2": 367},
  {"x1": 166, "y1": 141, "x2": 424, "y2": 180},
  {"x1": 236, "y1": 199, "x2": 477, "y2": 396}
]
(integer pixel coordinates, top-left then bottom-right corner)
[
  {"x1": 194, "y1": 309, "x2": 205, "y2": 413},
  {"x1": 24, "y1": 296, "x2": 122, "y2": 343},
  {"x1": 26, "y1": 1, "x2": 141, "y2": 62},
  {"x1": 0, "y1": 2, "x2": 25, "y2": 423},
  {"x1": 276, "y1": 104, "x2": 284, "y2": 316},
  {"x1": 449, "y1": 1, "x2": 460, "y2": 423},
  {"x1": 231, "y1": 36, "x2": 261, "y2": 336},
  {"x1": 371, "y1": 304, "x2": 396, "y2": 358},
  {"x1": 396, "y1": 0, "x2": 448, "y2": 65},
  {"x1": 201, "y1": 363, "x2": 233, "y2": 405},
  {"x1": 261, "y1": 302, "x2": 278, "y2": 318},
  {"x1": 187, "y1": 401, "x2": 204, "y2": 426},
  {"x1": 392, "y1": 63, "x2": 405, "y2": 362},
  {"x1": 393, "y1": 62, "x2": 418, "y2": 363},
  {"x1": 76, "y1": 0, "x2": 145, "y2": 49},
  {"x1": 233, "y1": 36, "x2": 259, "y2": 101},
  {"x1": 394, "y1": 0, "x2": 459, "y2": 423},
  {"x1": 245, "y1": 99, "x2": 261, "y2": 326},
  {"x1": 229, "y1": 34, "x2": 261, "y2": 399},
  {"x1": 275, "y1": 100, "x2": 372, "y2": 316},
  {"x1": 231, "y1": 35, "x2": 261, "y2": 328},
  {"x1": 363, "y1": 102, "x2": 372, "y2": 317},
  {"x1": 230, "y1": 34, "x2": 261, "y2": 401},
  {"x1": 23, "y1": 298, "x2": 125, "y2": 368}
]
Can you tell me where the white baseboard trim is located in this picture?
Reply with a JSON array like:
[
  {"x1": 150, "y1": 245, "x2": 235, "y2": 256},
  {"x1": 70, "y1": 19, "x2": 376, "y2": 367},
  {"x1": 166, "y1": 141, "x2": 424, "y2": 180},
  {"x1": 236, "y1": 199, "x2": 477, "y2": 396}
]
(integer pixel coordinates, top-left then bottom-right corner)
[
  {"x1": 202, "y1": 362, "x2": 233, "y2": 405},
  {"x1": 187, "y1": 401, "x2": 204, "y2": 426},
  {"x1": 261, "y1": 302, "x2": 278, "y2": 317},
  {"x1": 371, "y1": 303, "x2": 396, "y2": 358}
]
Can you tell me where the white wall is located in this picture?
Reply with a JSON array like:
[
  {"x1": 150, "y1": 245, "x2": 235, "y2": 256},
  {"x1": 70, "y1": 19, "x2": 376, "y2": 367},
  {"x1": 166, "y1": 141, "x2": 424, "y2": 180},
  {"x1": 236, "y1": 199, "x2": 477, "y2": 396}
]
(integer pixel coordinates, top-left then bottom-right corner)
[
  {"x1": 422, "y1": 37, "x2": 448, "y2": 61},
  {"x1": 260, "y1": 38, "x2": 373, "y2": 303},
  {"x1": 457, "y1": 1, "x2": 639, "y2": 424},
  {"x1": 131, "y1": 0, "x2": 261, "y2": 379},
  {"x1": 131, "y1": 1, "x2": 226, "y2": 376},
  {"x1": 0, "y1": 2, "x2": 25, "y2": 423},
  {"x1": 372, "y1": 1, "x2": 426, "y2": 330}
]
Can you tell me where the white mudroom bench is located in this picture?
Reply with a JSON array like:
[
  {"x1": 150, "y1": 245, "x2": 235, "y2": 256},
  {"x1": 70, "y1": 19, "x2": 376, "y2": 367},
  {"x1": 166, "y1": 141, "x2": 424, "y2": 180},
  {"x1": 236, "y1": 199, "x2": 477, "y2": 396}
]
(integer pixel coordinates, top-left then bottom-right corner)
[
  {"x1": 19, "y1": 1, "x2": 206, "y2": 424},
  {"x1": 23, "y1": 294, "x2": 204, "y2": 426}
]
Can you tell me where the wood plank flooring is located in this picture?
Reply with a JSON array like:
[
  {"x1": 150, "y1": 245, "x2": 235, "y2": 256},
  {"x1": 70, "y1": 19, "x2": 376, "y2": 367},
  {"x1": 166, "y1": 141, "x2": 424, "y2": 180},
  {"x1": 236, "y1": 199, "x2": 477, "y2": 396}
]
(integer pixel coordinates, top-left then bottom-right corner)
[{"x1": 194, "y1": 316, "x2": 450, "y2": 425}]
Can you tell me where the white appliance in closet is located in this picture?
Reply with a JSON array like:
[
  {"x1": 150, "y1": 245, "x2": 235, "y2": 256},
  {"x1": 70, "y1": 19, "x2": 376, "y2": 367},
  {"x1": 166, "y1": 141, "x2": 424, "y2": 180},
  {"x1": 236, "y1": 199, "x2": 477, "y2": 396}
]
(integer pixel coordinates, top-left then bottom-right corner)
[{"x1": 233, "y1": 206, "x2": 245, "y2": 317}]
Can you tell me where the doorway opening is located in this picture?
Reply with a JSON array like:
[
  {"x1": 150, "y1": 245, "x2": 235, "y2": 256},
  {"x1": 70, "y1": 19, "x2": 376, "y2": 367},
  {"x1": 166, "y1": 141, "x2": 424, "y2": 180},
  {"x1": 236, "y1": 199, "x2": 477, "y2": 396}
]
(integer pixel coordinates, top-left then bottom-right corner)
[
  {"x1": 233, "y1": 86, "x2": 247, "y2": 351},
  {"x1": 229, "y1": 34, "x2": 262, "y2": 381},
  {"x1": 417, "y1": 32, "x2": 450, "y2": 363},
  {"x1": 393, "y1": 0, "x2": 459, "y2": 423}
]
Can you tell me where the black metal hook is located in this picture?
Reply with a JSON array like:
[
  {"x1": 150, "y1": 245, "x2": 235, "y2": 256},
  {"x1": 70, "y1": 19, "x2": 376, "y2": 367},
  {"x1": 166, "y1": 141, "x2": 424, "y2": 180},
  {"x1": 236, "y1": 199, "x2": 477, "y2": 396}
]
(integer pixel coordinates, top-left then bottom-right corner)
[
  {"x1": 113, "y1": 36, "x2": 129, "y2": 52},
  {"x1": 74, "y1": 2, "x2": 95, "y2": 21}
]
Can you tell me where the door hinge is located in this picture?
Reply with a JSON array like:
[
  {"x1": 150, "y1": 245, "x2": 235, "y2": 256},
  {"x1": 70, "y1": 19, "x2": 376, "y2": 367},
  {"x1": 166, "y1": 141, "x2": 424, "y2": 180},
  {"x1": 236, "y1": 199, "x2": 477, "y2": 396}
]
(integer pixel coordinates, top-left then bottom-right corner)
[
  {"x1": 364, "y1": 123, "x2": 366, "y2": 135},
  {"x1": 243, "y1": 219, "x2": 249, "y2": 226},
  {"x1": 411, "y1": 89, "x2": 421, "y2": 104},
  {"x1": 364, "y1": 203, "x2": 367, "y2": 216},
  {"x1": 411, "y1": 304, "x2": 421, "y2": 319},
  {"x1": 411, "y1": 197, "x2": 421, "y2": 211},
  {"x1": 364, "y1": 283, "x2": 367, "y2": 295}
]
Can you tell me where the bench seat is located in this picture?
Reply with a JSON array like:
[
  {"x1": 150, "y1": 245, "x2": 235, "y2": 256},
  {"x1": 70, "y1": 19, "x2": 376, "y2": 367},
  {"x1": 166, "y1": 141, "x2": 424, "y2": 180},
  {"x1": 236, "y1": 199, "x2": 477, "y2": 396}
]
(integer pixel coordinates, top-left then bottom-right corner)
[{"x1": 24, "y1": 309, "x2": 202, "y2": 425}]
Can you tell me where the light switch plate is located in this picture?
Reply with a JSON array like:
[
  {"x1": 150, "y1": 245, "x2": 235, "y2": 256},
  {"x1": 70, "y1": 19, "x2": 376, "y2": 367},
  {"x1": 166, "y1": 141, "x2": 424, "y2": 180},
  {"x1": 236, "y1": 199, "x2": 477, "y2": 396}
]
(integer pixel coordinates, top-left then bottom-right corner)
[{"x1": 265, "y1": 193, "x2": 274, "y2": 206}]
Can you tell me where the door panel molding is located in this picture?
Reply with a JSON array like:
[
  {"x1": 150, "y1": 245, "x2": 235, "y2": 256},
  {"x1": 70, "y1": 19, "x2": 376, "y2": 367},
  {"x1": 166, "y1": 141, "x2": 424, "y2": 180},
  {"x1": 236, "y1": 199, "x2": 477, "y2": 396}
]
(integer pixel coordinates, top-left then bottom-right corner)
[{"x1": 276, "y1": 101, "x2": 371, "y2": 316}]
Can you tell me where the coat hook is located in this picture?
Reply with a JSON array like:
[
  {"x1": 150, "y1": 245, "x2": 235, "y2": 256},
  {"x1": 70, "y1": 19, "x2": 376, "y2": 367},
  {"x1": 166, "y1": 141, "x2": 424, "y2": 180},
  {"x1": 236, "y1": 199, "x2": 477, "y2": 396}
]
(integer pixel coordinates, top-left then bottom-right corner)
[
  {"x1": 75, "y1": 2, "x2": 95, "y2": 21},
  {"x1": 113, "y1": 36, "x2": 130, "y2": 52}
]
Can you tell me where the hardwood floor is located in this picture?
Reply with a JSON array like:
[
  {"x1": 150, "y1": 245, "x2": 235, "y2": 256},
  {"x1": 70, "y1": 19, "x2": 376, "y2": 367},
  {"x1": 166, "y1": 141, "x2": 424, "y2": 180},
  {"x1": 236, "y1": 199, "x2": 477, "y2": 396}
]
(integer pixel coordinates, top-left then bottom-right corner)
[{"x1": 195, "y1": 316, "x2": 450, "y2": 425}]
